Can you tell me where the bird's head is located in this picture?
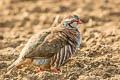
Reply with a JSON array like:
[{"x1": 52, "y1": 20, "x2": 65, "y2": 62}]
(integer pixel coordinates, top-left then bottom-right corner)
[{"x1": 62, "y1": 15, "x2": 82, "y2": 28}]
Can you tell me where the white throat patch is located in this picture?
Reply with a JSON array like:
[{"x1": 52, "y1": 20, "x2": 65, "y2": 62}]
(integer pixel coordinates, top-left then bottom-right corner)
[{"x1": 62, "y1": 19, "x2": 78, "y2": 29}]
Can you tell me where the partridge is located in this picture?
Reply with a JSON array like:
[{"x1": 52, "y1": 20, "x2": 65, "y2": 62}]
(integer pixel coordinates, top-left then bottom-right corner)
[{"x1": 8, "y1": 15, "x2": 82, "y2": 72}]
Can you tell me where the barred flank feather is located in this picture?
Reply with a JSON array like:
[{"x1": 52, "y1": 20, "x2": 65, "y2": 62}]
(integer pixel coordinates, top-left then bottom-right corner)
[
  {"x1": 51, "y1": 28, "x2": 81, "y2": 67},
  {"x1": 52, "y1": 44, "x2": 76, "y2": 67}
]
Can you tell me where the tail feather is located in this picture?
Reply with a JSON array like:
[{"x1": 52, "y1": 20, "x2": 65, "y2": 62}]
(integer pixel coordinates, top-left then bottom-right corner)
[
  {"x1": 7, "y1": 57, "x2": 23, "y2": 70},
  {"x1": 7, "y1": 42, "x2": 29, "y2": 70}
]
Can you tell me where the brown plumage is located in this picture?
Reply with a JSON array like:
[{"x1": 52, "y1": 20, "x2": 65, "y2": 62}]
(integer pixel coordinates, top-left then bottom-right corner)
[{"x1": 8, "y1": 15, "x2": 82, "y2": 72}]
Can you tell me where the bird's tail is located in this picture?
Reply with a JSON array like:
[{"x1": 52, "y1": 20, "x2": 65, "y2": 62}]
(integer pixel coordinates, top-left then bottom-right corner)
[
  {"x1": 7, "y1": 56, "x2": 23, "y2": 70},
  {"x1": 7, "y1": 43, "x2": 28, "y2": 71}
]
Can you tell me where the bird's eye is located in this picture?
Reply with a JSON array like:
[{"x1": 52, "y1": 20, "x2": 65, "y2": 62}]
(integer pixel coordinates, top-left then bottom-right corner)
[
  {"x1": 72, "y1": 19, "x2": 82, "y2": 24},
  {"x1": 72, "y1": 19, "x2": 77, "y2": 23}
]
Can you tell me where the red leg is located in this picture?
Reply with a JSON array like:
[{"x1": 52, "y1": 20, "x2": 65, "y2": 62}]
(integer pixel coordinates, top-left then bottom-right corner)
[{"x1": 40, "y1": 67, "x2": 43, "y2": 72}]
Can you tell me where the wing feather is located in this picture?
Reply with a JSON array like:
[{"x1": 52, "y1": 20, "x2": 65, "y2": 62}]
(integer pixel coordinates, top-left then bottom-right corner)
[{"x1": 25, "y1": 27, "x2": 68, "y2": 59}]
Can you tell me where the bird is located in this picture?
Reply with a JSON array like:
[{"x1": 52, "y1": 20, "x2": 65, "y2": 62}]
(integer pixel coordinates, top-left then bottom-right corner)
[{"x1": 7, "y1": 15, "x2": 82, "y2": 73}]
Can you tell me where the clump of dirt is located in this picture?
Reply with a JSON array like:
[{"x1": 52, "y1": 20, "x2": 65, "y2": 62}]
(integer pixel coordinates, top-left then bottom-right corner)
[{"x1": 0, "y1": 0, "x2": 120, "y2": 80}]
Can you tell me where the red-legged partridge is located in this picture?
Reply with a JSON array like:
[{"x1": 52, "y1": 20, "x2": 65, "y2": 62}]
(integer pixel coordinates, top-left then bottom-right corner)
[{"x1": 8, "y1": 15, "x2": 82, "y2": 72}]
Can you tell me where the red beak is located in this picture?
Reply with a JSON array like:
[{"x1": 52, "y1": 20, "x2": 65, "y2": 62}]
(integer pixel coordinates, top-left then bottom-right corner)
[{"x1": 77, "y1": 20, "x2": 82, "y2": 24}]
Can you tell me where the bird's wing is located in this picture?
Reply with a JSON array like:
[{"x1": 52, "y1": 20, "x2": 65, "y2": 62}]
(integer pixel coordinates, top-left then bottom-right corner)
[
  {"x1": 19, "y1": 29, "x2": 51, "y2": 58},
  {"x1": 24, "y1": 26, "x2": 68, "y2": 59}
]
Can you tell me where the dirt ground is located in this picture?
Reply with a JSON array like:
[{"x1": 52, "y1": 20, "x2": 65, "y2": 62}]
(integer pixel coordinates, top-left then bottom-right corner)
[{"x1": 0, "y1": 0, "x2": 120, "y2": 80}]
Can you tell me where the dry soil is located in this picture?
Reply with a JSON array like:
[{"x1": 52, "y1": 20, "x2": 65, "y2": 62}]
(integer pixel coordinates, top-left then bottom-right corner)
[{"x1": 0, "y1": 0, "x2": 120, "y2": 80}]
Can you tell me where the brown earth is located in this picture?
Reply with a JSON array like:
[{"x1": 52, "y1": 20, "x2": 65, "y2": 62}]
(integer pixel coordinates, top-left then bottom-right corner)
[{"x1": 0, "y1": 0, "x2": 120, "y2": 80}]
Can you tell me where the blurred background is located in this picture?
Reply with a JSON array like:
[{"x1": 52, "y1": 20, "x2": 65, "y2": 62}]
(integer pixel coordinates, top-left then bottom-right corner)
[{"x1": 0, "y1": 0, "x2": 120, "y2": 80}]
